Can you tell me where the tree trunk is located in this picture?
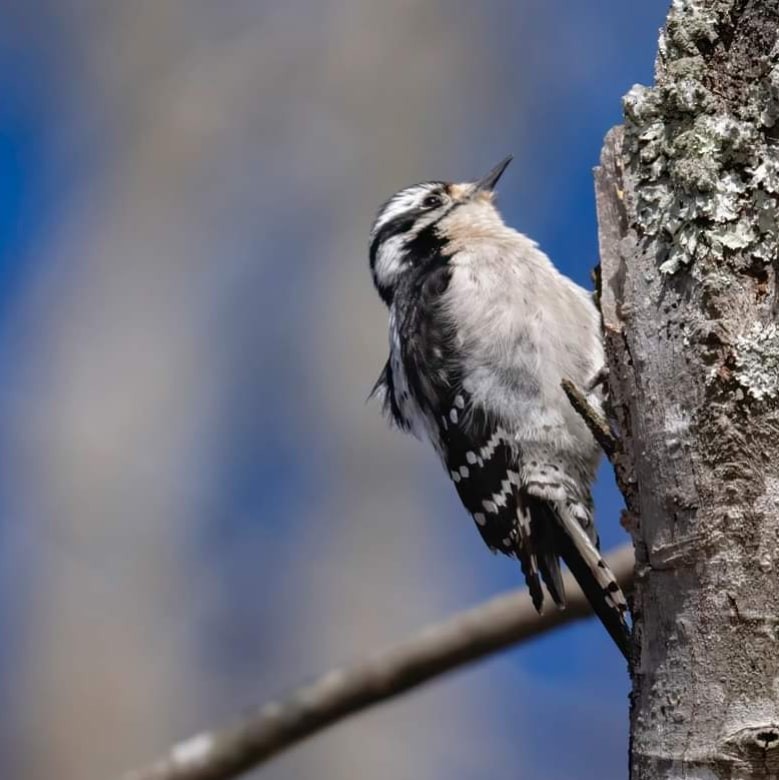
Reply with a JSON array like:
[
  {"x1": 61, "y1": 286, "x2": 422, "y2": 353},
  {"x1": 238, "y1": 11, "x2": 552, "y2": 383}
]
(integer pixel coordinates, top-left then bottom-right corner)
[{"x1": 596, "y1": 1, "x2": 779, "y2": 777}]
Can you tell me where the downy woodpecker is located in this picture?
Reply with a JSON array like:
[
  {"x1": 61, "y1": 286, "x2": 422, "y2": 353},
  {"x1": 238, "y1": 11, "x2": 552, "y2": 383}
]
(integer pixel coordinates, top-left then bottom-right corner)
[{"x1": 369, "y1": 157, "x2": 630, "y2": 659}]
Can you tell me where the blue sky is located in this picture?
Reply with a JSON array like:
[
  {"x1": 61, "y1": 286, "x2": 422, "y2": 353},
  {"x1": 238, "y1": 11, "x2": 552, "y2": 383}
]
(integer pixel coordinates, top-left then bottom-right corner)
[{"x1": 0, "y1": 4, "x2": 671, "y2": 778}]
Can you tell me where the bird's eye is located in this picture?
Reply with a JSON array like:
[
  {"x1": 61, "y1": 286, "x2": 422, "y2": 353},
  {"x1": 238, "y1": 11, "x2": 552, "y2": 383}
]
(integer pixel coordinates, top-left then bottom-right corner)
[{"x1": 422, "y1": 195, "x2": 443, "y2": 209}]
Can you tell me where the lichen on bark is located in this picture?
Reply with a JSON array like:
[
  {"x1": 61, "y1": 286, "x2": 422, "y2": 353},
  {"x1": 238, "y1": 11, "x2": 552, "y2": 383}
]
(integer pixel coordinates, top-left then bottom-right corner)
[
  {"x1": 622, "y1": 0, "x2": 779, "y2": 276},
  {"x1": 733, "y1": 322, "x2": 779, "y2": 400}
]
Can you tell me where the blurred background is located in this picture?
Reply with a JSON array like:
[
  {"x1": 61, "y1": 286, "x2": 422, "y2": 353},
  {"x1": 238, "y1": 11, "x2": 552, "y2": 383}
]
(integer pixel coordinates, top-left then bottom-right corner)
[{"x1": 0, "y1": 3, "x2": 668, "y2": 778}]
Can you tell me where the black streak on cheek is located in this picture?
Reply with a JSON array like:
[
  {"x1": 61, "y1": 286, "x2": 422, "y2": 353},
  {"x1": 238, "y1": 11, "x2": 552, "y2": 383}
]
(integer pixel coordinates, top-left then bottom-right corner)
[
  {"x1": 375, "y1": 282, "x2": 394, "y2": 306},
  {"x1": 404, "y1": 223, "x2": 447, "y2": 262},
  {"x1": 370, "y1": 216, "x2": 417, "y2": 306},
  {"x1": 369, "y1": 216, "x2": 416, "y2": 270}
]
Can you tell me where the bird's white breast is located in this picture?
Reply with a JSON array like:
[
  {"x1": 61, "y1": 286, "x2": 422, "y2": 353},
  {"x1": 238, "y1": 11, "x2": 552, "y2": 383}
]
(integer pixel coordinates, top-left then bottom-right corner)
[{"x1": 441, "y1": 229, "x2": 604, "y2": 459}]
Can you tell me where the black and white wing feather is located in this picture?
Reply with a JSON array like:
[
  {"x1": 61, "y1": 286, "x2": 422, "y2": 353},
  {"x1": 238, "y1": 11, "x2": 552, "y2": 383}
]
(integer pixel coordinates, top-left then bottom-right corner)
[{"x1": 438, "y1": 401, "x2": 544, "y2": 610}]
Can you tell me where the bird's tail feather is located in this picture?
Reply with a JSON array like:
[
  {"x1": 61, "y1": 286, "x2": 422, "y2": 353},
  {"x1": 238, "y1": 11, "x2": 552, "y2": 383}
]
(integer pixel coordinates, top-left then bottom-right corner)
[
  {"x1": 526, "y1": 498, "x2": 565, "y2": 607},
  {"x1": 526, "y1": 494, "x2": 631, "y2": 660},
  {"x1": 514, "y1": 503, "x2": 545, "y2": 611},
  {"x1": 553, "y1": 502, "x2": 630, "y2": 659}
]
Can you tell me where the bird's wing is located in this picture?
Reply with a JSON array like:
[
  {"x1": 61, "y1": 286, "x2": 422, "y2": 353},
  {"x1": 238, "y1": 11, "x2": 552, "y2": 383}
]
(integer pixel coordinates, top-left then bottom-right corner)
[
  {"x1": 437, "y1": 395, "x2": 544, "y2": 611},
  {"x1": 394, "y1": 267, "x2": 545, "y2": 608},
  {"x1": 370, "y1": 360, "x2": 411, "y2": 432}
]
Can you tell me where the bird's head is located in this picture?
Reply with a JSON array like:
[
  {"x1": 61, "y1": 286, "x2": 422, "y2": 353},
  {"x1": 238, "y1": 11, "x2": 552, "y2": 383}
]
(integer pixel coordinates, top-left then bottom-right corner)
[{"x1": 369, "y1": 156, "x2": 513, "y2": 306}]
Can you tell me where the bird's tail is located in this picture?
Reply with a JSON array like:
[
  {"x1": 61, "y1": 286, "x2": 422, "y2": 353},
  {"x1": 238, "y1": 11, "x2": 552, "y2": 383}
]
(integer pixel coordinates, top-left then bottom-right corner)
[
  {"x1": 523, "y1": 479, "x2": 631, "y2": 660},
  {"x1": 550, "y1": 501, "x2": 630, "y2": 659}
]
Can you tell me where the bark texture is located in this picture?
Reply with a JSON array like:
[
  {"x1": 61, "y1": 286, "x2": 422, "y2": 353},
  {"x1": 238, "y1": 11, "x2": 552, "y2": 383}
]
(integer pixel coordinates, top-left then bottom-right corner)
[{"x1": 596, "y1": 1, "x2": 779, "y2": 777}]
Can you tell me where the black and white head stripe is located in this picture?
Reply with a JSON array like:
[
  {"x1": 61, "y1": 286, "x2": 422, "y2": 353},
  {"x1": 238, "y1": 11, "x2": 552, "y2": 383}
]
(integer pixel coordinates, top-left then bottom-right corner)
[
  {"x1": 369, "y1": 158, "x2": 512, "y2": 306},
  {"x1": 369, "y1": 182, "x2": 454, "y2": 306},
  {"x1": 370, "y1": 182, "x2": 447, "y2": 237}
]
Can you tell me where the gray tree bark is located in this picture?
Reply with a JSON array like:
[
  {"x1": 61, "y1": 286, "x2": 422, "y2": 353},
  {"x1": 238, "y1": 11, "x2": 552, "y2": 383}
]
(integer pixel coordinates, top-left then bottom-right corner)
[{"x1": 596, "y1": 1, "x2": 779, "y2": 777}]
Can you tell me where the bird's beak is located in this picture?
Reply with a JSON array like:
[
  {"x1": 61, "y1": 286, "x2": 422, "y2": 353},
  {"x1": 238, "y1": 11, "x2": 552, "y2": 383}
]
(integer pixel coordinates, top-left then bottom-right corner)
[{"x1": 472, "y1": 155, "x2": 513, "y2": 193}]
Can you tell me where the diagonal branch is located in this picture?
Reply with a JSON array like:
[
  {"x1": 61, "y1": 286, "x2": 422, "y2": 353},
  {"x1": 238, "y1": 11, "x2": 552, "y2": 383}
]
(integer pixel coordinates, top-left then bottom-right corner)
[
  {"x1": 121, "y1": 544, "x2": 635, "y2": 780},
  {"x1": 561, "y1": 378, "x2": 617, "y2": 460}
]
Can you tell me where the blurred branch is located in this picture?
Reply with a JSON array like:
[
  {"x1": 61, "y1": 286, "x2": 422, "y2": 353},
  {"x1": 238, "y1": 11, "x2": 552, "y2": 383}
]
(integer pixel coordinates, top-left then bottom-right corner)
[{"x1": 121, "y1": 544, "x2": 634, "y2": 780}]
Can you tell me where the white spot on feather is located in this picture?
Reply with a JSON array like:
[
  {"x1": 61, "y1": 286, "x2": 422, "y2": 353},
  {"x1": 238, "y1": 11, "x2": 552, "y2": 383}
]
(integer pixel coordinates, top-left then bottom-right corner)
[{"x1": 480, "y1": 431, "x2": 504, "y2": 461}]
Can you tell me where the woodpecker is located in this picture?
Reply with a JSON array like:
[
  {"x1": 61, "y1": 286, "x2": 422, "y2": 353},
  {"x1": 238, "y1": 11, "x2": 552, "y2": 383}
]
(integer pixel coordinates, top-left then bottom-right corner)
[{"x1": 369, "y1": 157, "x2": 630, "y2": 659}]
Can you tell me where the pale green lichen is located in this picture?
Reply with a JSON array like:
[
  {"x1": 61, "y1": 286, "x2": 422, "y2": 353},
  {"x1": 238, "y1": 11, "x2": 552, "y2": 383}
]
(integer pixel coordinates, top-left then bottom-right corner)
[
  {"x1": 761, "y1": 43, "x2": 779, "y2": 127},
  {"x1": 708, "y1": 218, "x2": 758, "y2": 250},
  {"x1": 623, "y1": 0, "x2": 779, "y2": 275},
  {"x1": 660, "y1": 0, "x2": 729, "y2": 59},
  {"x1": 734, "y1": 323, "x2": 779, "y2": 400},
  {"x1": 752, "y1": 154, "x2": 779, "y2": 193},
  {"x1": 755, "y1": 189, "x2": 779, "y2": 236},
  {"x1": 659, "y1": 222, "x2": 702, "y2": 275},
  {"x1": 623, "y1": 83, "x2": 663, "y2": 125}
]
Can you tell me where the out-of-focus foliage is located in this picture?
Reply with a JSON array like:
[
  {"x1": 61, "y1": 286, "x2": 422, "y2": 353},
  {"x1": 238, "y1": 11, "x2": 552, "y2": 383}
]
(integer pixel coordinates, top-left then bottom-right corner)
[{"x1": 0, "y1": 3, "x2": 667, "y2": 778}]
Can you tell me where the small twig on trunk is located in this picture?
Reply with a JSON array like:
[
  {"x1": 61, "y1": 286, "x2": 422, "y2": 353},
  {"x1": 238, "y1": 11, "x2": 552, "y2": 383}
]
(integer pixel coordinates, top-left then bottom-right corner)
[
  {"x1": 561, "y1": 378, "x2": 617, "y2": 459},
  {"x1": 121, "y1": 545, "x2": 635, "y2": 780}
]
